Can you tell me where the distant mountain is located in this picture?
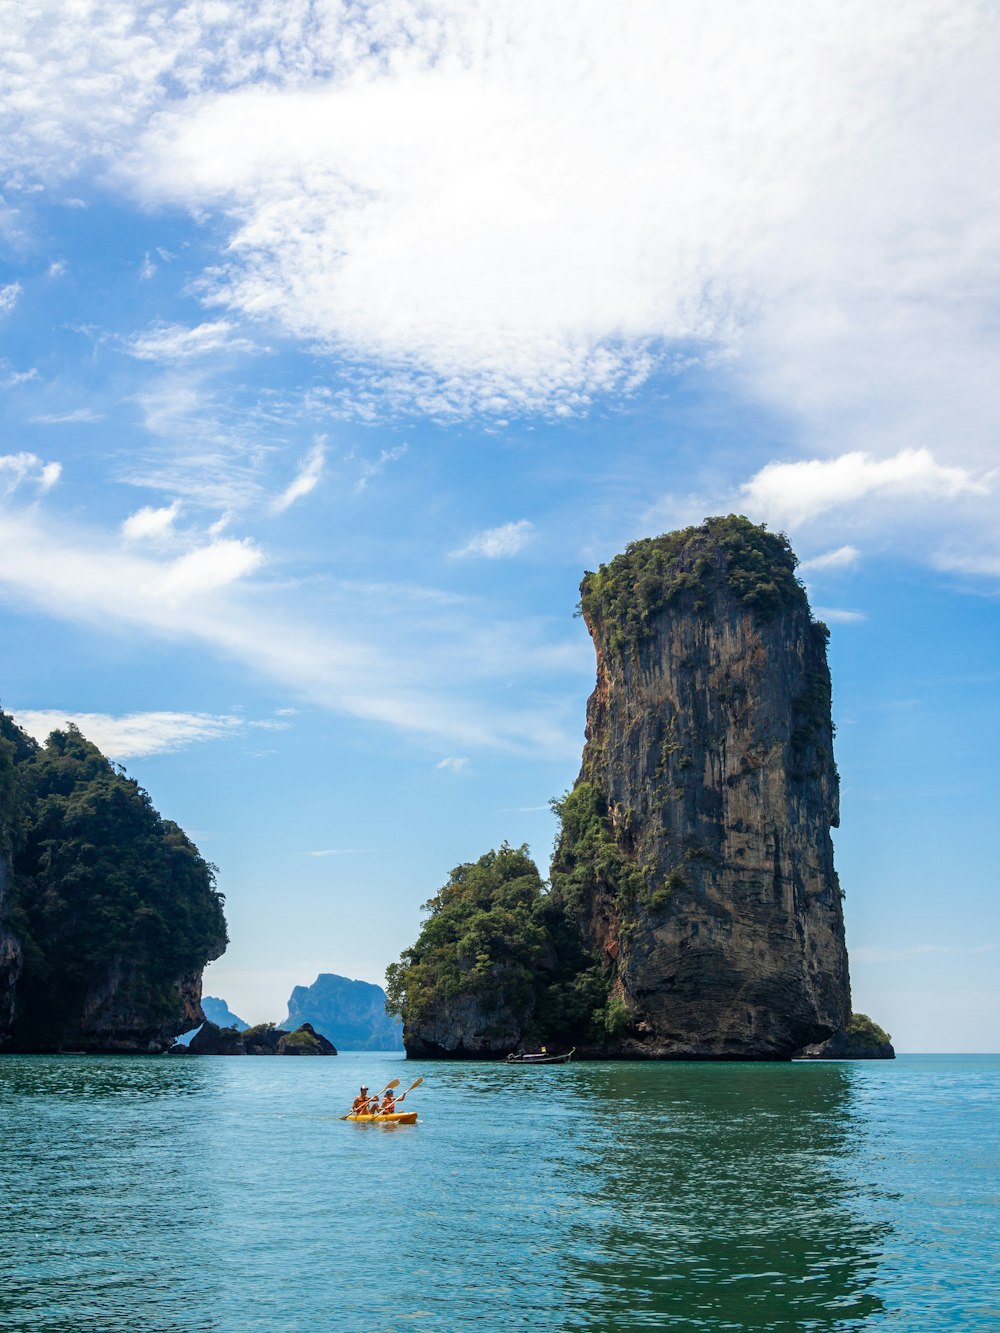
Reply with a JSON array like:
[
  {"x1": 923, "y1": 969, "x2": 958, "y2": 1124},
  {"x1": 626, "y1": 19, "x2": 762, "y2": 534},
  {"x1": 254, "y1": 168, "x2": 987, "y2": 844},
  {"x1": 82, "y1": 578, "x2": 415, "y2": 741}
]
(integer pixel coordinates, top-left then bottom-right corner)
[
  {"x1": 283, "y1": 974, "x2": 403, "y2": 1051},
  {"x1": 201, "y1": 996, "x2": 248, "y2": 1031}
]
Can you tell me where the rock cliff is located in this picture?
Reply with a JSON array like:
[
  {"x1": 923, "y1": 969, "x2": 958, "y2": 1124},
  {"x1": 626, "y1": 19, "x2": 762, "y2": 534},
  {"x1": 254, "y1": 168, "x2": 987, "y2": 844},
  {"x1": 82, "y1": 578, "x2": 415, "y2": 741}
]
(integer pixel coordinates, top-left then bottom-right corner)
[
  {"x1": 389, "y1": 516, "x2": 874, "y2": 1061},
  {"x1": 559, "y1": 516, "x2": 851, "y2": 1058},
  {"x1": 0, "y1": 711, "x2": 227, "y2": 1053}
]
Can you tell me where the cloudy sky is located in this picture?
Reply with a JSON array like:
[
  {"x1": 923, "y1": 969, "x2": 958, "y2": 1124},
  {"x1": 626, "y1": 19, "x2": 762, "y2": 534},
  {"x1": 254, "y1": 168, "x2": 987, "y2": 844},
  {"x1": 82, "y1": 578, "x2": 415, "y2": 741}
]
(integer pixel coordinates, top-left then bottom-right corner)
[{"x1": 1, "y1": 0, "x2": 997, "y2": 1048}]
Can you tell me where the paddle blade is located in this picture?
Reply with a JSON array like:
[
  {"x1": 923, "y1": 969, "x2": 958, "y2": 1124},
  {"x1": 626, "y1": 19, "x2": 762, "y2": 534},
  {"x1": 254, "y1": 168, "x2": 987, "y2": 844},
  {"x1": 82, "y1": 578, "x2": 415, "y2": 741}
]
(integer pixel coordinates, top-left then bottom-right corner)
[{"x1": 405, "y1": 1076, "x2": 424, "y2": 1094}]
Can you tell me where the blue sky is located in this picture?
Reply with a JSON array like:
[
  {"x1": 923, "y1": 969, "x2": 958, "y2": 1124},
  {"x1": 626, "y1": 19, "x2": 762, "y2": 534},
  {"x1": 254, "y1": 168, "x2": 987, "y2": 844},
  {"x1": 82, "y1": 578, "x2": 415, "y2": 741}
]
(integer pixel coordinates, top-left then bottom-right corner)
[{"x1": 1, "y1": 2, "x2": 997, "y2": 1049}]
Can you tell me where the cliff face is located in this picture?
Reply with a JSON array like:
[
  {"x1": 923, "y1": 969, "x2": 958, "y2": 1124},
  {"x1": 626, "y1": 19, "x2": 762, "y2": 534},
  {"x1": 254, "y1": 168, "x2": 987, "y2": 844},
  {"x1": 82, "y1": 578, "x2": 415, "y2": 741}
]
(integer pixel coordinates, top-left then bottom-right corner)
[{"x1": 561, "y1": 517, "x2": 851, "y2": 1059}]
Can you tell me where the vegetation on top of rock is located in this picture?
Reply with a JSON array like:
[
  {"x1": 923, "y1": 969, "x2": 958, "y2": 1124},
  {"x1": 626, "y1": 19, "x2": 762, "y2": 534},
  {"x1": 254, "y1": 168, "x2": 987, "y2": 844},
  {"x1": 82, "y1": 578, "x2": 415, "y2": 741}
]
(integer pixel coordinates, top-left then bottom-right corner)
[
  {"x1": 386, "y1": 830, "x2": 635, "y2": 1051},
  {"x1": 579, "y1": 515, "x2": 808, "y2": 649},
  {"x1": 385, "y1": 843, "x2": 548, "y2": 1033},
  {"x1": 1, "y1": 714, "x2": 227, "y2": 1049},
  {"x1": 847, "y1": 1012, "x2": 892, "y2": 1046}
]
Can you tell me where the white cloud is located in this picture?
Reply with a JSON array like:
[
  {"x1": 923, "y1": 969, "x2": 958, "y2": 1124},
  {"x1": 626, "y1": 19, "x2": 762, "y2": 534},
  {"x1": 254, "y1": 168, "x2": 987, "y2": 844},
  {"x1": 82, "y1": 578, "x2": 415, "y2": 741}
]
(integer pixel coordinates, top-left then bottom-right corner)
[
  {"x1": 121, "y1": 500, "x2": 181, "y2": 541},
  {"x1": 12, "y1": 709, "x2": 247, "y2": 759},
  {"x1": 0, "y1": 501, "x2": 581, "y2": 755},
  {"x1": 798, "y1": 545, "x2": 860, "y2": 574},
  {"x1": 306, "y1": 848, "x2": 366, "y2": 857},
  {"x1": 741, "y1": 449, "x2": 993, "y2": 528},
  {"x1": 150, "y1": 538, "x2": 265, "y2": 600},
  {"x1": 0, "y1": 282, "x2": 21, "y2": 314},
  {"x1": 451, "y1": 519, "x2": 534, "y2": 559},
  {"x1": 123, "y1": 320, "x2": 259, "y2": 362},
  {"x1": 139, "y1": 252, "x2": 156, "y2": 280},
  {"x1": 436, "y1": 756, "x2": 468, "y2": 773},
  {"x1": 0, "y1": 451, "x2": 60, "y2": 493},
  {"x1": 47, "y1": 259, "x2": 66, "y2": 278},
  {"x1": 271, "y1": 439, "x2": 326, "y2": 514},
  {"x1": 1, "y1": 1, "x2": 998, "y2": 463}
]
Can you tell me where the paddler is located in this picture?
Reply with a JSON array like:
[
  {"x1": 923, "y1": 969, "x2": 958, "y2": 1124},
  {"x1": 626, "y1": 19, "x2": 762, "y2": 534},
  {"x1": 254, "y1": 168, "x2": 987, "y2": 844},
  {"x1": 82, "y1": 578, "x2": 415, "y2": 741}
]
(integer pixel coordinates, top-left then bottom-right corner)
[
  {"x1": 380, "y1": 1088, "x2": 404, "y2": 1114},
  {"x1": 351, "y1": 1086, "x2": 370, "y2": 1115}
]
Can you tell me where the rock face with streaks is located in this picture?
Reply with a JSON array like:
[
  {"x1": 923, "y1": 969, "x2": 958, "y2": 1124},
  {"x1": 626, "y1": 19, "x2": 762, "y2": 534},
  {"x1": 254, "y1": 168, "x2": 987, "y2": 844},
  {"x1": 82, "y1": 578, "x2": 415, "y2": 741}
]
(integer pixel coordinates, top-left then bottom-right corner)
[{"x1": 558, "y1": 516, "x2": 851, "y2": 1058}]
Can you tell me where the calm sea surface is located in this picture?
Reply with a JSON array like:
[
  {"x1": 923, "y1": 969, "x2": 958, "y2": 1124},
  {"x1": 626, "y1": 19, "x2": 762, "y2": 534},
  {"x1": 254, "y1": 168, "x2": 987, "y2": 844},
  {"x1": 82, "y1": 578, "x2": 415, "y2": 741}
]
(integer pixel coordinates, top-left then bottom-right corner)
[{"x1": 0, "y1": 1053, "x2": 996, "y2": 1331}]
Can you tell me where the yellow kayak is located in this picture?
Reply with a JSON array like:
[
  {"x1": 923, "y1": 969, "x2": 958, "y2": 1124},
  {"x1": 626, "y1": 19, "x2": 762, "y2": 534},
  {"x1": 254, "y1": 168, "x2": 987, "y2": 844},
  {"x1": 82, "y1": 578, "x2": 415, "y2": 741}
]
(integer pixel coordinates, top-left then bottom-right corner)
[{"x1": 346, "y1": 1111, "x2": 418, "y2": 1124}]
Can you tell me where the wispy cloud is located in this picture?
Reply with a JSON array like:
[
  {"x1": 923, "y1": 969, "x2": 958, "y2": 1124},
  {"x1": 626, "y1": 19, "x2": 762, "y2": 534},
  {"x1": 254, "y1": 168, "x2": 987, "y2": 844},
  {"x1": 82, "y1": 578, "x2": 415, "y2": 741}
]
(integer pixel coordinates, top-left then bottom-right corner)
[
  {"x1": 798, "y1": 545, "x2": 860, "y2": 574},
  {"x1": 813, "y1": 607, "x2": 867, "y2": 624},
  {"x1": 123, "y1": 320, "x2": 259, "y2": 362},
  {"x1": 149, "y1": 539, "x2": 265, "y2": 601},
  {"x1": 355, "y1": 443, "x2": 408, "y2": 493},
  {"x1": 306, "y1": 848, "x2": 367, "y2": 858},
  {"x1": 0, "y1": 282, "x2": 21, "y2": 314},
  {"x1": 451, "y1": 519, "x2": 534, "y2": 559},
  {"x1": 12, "y1": 709, "x2": 248, "y2": 759},
  {"x1": 0, "y1": 500, "x2": 581, "y2": 755},
  {"x1": 31, "y1": 407, "x2": 104, "y2": 424},
  {"x1": 271, "y1": 438, "x2": 325, "y2": 514},
  {"x1": 436, "y1": 756, "x2": 468, "y2": 773}
]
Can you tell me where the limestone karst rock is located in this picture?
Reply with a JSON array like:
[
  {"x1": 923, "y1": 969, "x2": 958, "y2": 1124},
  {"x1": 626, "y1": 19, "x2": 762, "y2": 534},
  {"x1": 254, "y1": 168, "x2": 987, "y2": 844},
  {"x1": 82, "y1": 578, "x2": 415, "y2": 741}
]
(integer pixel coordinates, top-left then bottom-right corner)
[
  {"x1": 0, "y1": 711, "x2": 227, "y2": 1053},
  {"x1": 558, "y1": 516, "x2": 851, "y2": 1058},
  {"x1": 391, "y1": 516, "x2": 864, "y2": 1061},
  {"x1": 283, "y1": 973, "x2": 402, "y2": 1050}
]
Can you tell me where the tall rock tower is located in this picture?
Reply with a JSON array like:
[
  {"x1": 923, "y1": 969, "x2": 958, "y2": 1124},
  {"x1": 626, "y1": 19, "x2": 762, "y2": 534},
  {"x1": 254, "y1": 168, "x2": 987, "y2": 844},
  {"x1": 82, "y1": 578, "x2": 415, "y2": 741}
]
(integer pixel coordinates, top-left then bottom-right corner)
[{"x1": 557, "y1": 515, "x2": 851, "y2": 1058}]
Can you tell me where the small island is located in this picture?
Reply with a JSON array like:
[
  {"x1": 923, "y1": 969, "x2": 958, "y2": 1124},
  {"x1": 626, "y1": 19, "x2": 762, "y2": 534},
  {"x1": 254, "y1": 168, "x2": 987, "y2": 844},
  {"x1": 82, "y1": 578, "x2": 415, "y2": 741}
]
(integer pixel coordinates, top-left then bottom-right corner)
[{"x1": 387, "y1": 517, "x2": 894, "y2": 1061}]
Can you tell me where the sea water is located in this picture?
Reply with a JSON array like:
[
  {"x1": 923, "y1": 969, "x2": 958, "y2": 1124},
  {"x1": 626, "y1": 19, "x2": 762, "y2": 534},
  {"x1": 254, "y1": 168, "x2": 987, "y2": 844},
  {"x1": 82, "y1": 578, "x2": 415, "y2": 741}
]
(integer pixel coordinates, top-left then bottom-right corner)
[{"x1": 0, "y1": 1053, "x2": 996, "y2": 1331}]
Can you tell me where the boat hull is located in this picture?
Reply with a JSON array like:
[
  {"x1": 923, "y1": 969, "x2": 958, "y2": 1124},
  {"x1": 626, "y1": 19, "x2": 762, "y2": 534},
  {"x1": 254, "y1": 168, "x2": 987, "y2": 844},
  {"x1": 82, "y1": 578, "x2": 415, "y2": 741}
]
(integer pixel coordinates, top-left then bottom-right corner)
[
  {"x1": 505, "y1": 1049, "x2": 575, "y2": 1065},
  {"x1": 346, "y1": 1111, "x2": 418, "y2": 1124}
]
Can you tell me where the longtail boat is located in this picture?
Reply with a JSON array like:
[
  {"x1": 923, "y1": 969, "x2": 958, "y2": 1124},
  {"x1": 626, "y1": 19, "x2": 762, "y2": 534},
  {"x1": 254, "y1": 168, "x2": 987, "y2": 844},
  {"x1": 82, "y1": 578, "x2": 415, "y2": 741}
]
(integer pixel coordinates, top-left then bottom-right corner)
[{"x1": 504, "y1": 1048, "x2": 575, "y2": 1065}]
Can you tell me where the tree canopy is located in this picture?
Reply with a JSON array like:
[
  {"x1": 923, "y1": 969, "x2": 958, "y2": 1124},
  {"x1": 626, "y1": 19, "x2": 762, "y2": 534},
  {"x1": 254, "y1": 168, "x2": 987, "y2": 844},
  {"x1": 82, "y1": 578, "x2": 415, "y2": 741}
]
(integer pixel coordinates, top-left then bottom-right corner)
[{"x1": 1, "y1": 715, "x2": 227, "y2": 1048}]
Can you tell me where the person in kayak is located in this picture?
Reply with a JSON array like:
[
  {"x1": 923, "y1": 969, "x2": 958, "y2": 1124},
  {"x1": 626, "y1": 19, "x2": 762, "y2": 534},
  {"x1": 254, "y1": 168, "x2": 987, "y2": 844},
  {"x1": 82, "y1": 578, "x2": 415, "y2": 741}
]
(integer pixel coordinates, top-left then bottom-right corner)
[
  {"x1": 351, "y1": 1086, "x2": 370, "y2": 1115},
  {"x1": 380, "y1": 1088, "x2": 403, "y2": 1114}
]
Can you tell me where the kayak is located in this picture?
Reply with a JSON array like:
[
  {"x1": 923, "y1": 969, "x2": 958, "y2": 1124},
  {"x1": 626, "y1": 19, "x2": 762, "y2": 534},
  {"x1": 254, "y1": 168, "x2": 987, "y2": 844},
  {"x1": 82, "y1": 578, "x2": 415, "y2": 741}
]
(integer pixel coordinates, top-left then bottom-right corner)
[{"x1": 346, "y1": 1111, "x2": 418, "y2": 1124}]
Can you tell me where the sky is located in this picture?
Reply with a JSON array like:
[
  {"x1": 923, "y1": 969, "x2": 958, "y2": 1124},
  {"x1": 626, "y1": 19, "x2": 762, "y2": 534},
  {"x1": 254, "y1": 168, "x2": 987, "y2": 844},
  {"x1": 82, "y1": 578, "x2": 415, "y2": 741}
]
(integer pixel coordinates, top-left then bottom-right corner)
[{"x1": 1, "y1": 0, "x2": 997, "y2": 1050}]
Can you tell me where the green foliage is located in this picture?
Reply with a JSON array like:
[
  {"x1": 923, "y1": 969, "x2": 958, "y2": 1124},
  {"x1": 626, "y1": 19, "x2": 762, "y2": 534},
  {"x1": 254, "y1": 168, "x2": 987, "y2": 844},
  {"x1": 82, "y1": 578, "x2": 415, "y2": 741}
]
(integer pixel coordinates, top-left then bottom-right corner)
[
  {"x1": 847, "y1": 1012, "x2": 892, "y2": 1046},
  {"x1": 579, "y1": 515, "x2": 808, "y2": 652},
  {"x1": 385, "y1": 842, "x2": 549, "y2": 1031},
  {"x1": 242, "y1": 1022, "x2": 276, "y2": 1041},
  {"x1": 600, "y1": 994, "x2": 630, "y2": 1036},
  {"x1": 1, "y1": 715, "x2": 227, "y2": 1048},
  {"x1": 279, "y1": 1027, "x2": 322, "y2": 1053},
  {"x1": 550, "y1": 783, "x2": 651, "y2": 916}
]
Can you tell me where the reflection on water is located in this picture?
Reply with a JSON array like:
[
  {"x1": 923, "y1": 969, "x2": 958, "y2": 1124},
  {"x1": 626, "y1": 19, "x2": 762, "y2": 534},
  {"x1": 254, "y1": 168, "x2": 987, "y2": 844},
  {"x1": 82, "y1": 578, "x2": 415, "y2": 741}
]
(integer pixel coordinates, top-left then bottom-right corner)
[
  {"x1": 0, "y1": 1054, "x2": 995, "y2": 1330},
  {"x1": 553, "y1": 1062, "x2": 887, "y2": 1328}
]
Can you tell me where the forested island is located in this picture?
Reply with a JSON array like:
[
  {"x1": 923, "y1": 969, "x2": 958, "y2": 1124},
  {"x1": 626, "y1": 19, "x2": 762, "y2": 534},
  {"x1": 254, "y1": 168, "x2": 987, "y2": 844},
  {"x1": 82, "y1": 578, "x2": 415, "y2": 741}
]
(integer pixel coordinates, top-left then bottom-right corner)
[
  {"x1": 387, "y1": 516, "x2": 894, "y2": 1061},
  {"x1": 0, "y1": 716, "x2": 226, "y2": 1053}
]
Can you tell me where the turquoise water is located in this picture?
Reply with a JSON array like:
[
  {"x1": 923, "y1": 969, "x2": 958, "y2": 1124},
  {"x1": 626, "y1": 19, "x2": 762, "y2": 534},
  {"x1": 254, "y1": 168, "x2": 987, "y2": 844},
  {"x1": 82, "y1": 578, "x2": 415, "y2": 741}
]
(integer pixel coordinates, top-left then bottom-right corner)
[{"x1": 0, "y1": 1054, "x2": 996, "y2": 1331}]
